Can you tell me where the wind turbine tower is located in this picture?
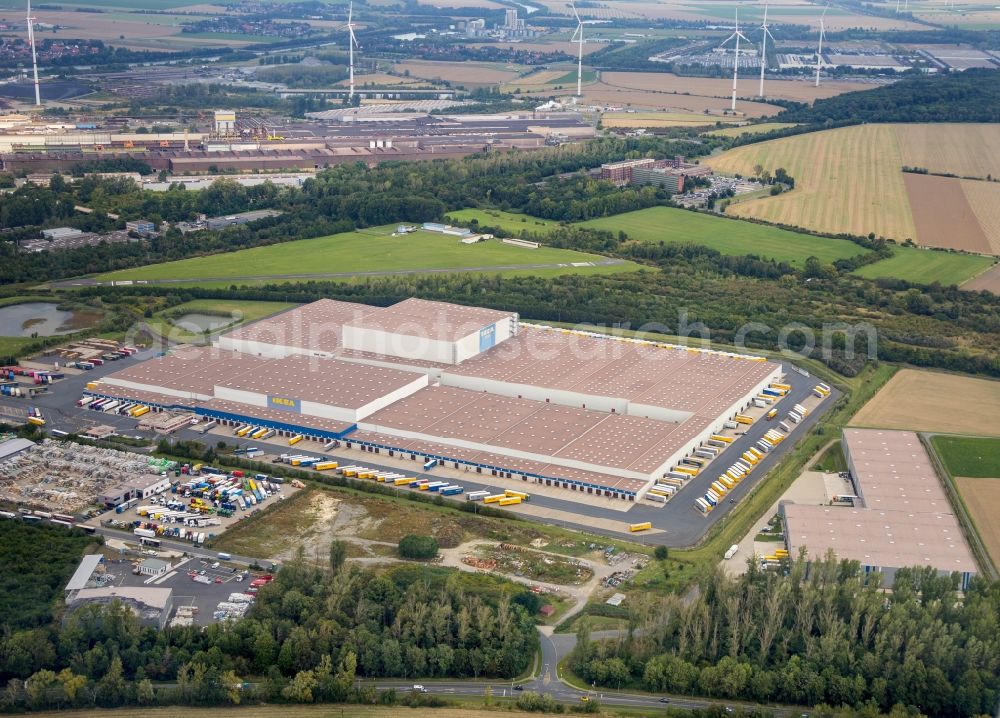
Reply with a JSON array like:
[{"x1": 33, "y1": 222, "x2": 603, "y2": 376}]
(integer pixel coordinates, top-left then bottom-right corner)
[
  {"x1": 26, "y1": 0, "x2": 40, "y2": 106},
  {"x1": 758, "y1": 1, "x2": 774, "y2": 98},
  {"x1": 814, "y1": 6, "x2": 826, "y2": 87},
  {"x1": 570, "y1": 2, "x2": 584, "y2": 97},
  {"x1": 720, "y1": 7, "x2": 749, "y2": 112},
  {"x1": 347, "y1": 1, "x2": 359, "y2": 101}
]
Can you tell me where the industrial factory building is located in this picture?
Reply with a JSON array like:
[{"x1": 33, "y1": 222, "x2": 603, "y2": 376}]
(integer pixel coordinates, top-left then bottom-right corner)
[
  {"x1": 91, "y1": 298, "x2": 781, "y2": 500},
  {"x1": 782, "y1": 428, "x2": 978, "y2": 588}
]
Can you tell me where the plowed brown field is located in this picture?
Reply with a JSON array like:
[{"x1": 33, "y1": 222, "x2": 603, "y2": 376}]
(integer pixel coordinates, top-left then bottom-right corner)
[{"x1": 903, "y1": 173, "x2": 992, "y2": 253}]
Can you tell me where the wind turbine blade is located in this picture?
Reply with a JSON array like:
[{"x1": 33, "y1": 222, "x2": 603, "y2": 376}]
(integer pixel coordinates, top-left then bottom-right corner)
[
  {"x1": 762, "y1": 1, "x2": 769, "y2": 25},
  {"x1": 570, "y1": 1, "x2": 581, "y2": 22},
  {"x1": 348, "y1": 0, "x2": 352, "y2": 23}
]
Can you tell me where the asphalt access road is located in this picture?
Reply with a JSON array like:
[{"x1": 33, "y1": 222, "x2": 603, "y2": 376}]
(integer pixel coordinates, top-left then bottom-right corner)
[
  {"x1": 49, "y1": 259, "x2": 629, "y2": 288},
  {"x1": 3, "y1": 354, "x2": 835, "y2": 548}
]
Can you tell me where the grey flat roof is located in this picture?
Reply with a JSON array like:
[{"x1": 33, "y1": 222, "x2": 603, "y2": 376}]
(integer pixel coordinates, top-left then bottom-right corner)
[
  {"x1": 70, "y1": 586, "x2": 172, "y2": 610},
  {"x1": 344, "y1": 298, "x2": 515, "y2": 342},
  {"x1": 783, "y1": 428, "x2": 979, "y2": 575},
  {"x1": 216, "y1": 354, "x2": 424, "y2": 410},
  {"x1": 0, "y1": 438, "x2": 35, "y2": 461},
  {"x1": 65, "y1": 554, "x2": 103, "y2": 591}
]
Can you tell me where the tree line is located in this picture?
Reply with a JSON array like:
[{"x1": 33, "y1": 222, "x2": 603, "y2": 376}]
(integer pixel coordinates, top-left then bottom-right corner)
[
  {"x1": 0, "y1": 546, "x2": 539, "y2": 710},
  {"x1": 570, "y1": 555, "x2": 1000, "y2": 717}
]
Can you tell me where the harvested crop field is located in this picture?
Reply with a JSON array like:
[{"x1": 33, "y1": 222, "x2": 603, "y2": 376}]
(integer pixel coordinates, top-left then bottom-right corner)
[
  {"x1": 895, "y1": 123, "x2": 1000, "y2": 179},
  {"x1": 961, "y1": 180, "x2": 1000, "y2": 255},
  {"x1": 548, "y1": 82, "x2": 781, "y2": 115},
  {"x1": 602, "y1": 112, "x2": 742, "y2": 128},
  {"x1": 849, "y1": 369, "x2": 1000, "y2": 436},
  {"x1": 962, "y1": 262, "x2": 1000, "y2": 294},
  {"x1": 706, "y1": 122, "x2": 799, "y2": 138},
  {"x1": 903, "y1": 173, "x2": 992, "y2": 254},
  {"x1": 707, "y1": 124, "x2": 917, "y2": 241},
  {"x1": 394, "y1": 60, "x2": 522, "y2": 85},
  {"x1": 955, "y1": 478, "x2": 1000, "y2": 570},
  {"x1": 600, "y1": 71, "x2": 870, "y2": 103}
]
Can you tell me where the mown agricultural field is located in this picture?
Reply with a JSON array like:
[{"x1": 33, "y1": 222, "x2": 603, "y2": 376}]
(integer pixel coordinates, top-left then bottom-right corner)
[
  {"x1": 853, "y1": 246, "x2": 996, "y2": 286},
  {"x1": 706, "y1": 122, "x2": 799, "y2": 138},
  {"x1": 931, "y1": 436, "x2": 1000, "y2": 478},
  {"x1": 96, "y1": 225, "x2": 638, "y2": 286},
  {"x1": 580, "y1": 206, "x2": 865, "y2": 266},
  {"x1": 445, "y1": 208, "x2": 561, "y2": 236},
  {"x1": 602, "y1": 112, "x2": 743, "y2": 128},
  {"x1": 706, "y1": 124, "x2": 917, "y2": 242},
  {"x1": 955, "y1": 477, "x2": 1000, "y2": 571},
  {"x1": 708, "y1": 123, "x2": 1000, "y2": 256},
  {"x1": 601, "y1": 71, "x2": 865, "y2": 103},
  {"x1": 850, "y1": 368, "x2": 1000, "y2": 436}
]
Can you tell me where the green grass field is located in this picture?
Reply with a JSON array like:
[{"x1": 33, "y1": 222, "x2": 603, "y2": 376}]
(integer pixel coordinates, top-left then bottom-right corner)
[
  {"x1": 445, "y1": 208, "x2": 561, "y2": 236},
  {"x1": 552, "y1": 69, "x2": 596, "y2": 84},
  {"x1": 931, "y1": 436, "x2": 1000, "y2": 478},
  {"x1": 580, "y1": 206, "x2": 865, "y2": 266},
  {"x1": 852, "y1": 247, "x2": 995, "y2": 286},
  {"x1": 96, "y1": 225, "x2": 636, "y2": 285}
]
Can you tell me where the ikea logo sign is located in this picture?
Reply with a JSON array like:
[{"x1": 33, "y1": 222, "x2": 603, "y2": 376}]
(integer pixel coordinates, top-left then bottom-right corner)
[
  {"x1": 479, "y1": 324, "x2": 496, "y2": 352},
  {"x1": 268, "y1": 396, "x2": 301, "y2": 412}
]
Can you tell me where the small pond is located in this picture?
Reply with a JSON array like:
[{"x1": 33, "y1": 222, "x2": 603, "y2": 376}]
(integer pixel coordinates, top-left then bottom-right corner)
[
  {"x1": 0, "y1": 302, "x2": 101, "y2": 337},
  {"x1": 172, "y1": 313, "x2": 234, "y2": 333}
]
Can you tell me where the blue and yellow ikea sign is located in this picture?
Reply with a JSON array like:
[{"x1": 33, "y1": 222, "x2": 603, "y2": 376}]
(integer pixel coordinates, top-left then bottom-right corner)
[
  {"x1": 479, "y1": 324, "x2": 496, "y2": 352},
  {"x1": 268, "y1": 395, "x2": 301, "y2": 412}
]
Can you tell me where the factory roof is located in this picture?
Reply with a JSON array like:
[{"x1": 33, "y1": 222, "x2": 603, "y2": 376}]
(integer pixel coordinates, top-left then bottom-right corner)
[
  {"x1": 783, "y1": 504, "x2": 977, "y2": 574},
  {"x1": 362, "y1": 385, "x2": 690, "y2": 478},
  {"x1": 219, "y1": 298, "x2": 370, "y2": 354},
  {"x1": 68, "y1": 586, "x2": 173, "y2": 610},
  {"x1": 0, "y1": 437, "x2": 35, "y2": 462},
  {"x1": 343, "y1": 298, "x2": 516, "y2": 342},
  {"x1": 65, "y1": 554, "x2": 104, "y2": 592},
  {"x1": 347, "y1": 429, "x2": 647, "y2": 493},
  {"x1": 783, "y1": 428, "x2": 979, "y2": 575},
  {"x1": 216, "y1": 354, "x2": 425, "y2": 409},
  {"x1": 845, "y1": 428, "x2": 954, "y2": 514},
  {"x1": 107, "y1": 346, "x2": 268, "y2": 397},
  {"x1": 444, "y1": 326, "x2": 775, "y2": 414}
]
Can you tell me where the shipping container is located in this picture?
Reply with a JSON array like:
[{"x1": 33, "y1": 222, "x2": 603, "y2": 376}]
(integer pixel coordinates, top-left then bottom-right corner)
[
  {"x1": 483, "y1": 494, "x2": 506, "y2": 504},
  {"x1": 695, "y1": 497, "x2": 711, "y2": 513},
  {"x1": 504, "y1": 489, "x2": 530, "y2": 501},
  {"x1": 724, "y1": 544, "x2": 739, "y2": 560},
  {"x1": 498, "y1": 496, "x2": 521, "y2": 506},
  {"x1": 778, "y1": 421, "x2": 792, "y2": 432},
  {"x1": 734, "y1": 415, "x2": 753, "y2": 425},
  {"x1": 440, "y1": 486, "x2": 464, "y2": 496},
  {"x1": 723, "y1": 421, "x2": 738, "y2": 430}
]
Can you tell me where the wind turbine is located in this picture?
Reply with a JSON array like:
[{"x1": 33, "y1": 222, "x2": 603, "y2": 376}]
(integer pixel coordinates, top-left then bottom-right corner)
[
  {"x1": 814, "y1": 6, "x2": 826, "y2": 88},
  {"x1": 720, "y1": 7, "x2": 749, "y2": 112},
  {"x1": 758, "y1": 1, "x2": 775, "y2": 98},
  {"x1": 347, "y1": 0, "x2": 359, "y2": 101},
  {"x1": 570, "y1": 1, "x2": 584, "y2": 98},
  {"x1": 26, "y1": 0, "x2": 40, "y2": 106}
]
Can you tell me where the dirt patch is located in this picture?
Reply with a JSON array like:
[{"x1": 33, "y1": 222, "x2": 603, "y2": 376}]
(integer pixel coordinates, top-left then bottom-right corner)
[
  {"x1": 903, "y1": 173, "x2": 992, "y2": 253},
  {"x1": 850, "y1": 368, "x2": 1000, "y2": 436},
  {"x1": 956, "y1": 477, "x2": 1000, "y2": 570},
  {"x1": 960, "y1": 180, "x2": 1000, "y2": 255},
  {"x1": 961, "y1": 262, "x2": 1000, "y2": 294},
  {"x1": 601, "y1": 71, "x2": 867, "y2": 103}
]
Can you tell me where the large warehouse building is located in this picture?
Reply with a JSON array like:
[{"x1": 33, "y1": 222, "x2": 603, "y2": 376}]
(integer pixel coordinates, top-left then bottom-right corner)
[
  {"x1": 93, "y1": 298, "x2": 781, "y2": 500},
  {"x1": 782, "y1": 428, "x2": 978, "y2": 588}
]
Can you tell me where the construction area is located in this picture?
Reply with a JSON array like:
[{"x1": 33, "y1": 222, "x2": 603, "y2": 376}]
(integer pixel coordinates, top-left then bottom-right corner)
[{"x1": 79, "y1": 296, "x2": 795, "y2": 505}]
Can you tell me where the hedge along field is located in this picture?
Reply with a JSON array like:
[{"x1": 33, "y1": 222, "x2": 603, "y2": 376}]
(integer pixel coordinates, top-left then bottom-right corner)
[
  {"x1": 579, "y1": 206, "x2": 865, "y2": 266},
  {"x1": 706, "y1": 124, "x2": 918, "y2": 242}
]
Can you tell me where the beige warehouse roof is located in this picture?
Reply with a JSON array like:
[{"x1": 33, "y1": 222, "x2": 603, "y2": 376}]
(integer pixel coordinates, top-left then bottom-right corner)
[{"x1": 343, "y1": 298, "x2": 516, "y2": 342}]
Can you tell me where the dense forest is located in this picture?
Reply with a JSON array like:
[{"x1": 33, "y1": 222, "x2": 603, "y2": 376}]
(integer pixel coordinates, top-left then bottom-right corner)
[
  {"x1": 570, "y1": 556, "x2": 1000, "y2": 717},
  {"x1": 0, "y1": 522, "x2": 100, "y2": 630},
  {"x1": 0, "y1": 544, "x2": 539, "y2": 710},
  {"x1": 776, "y1": 69, "x2": 1000, "y2": 124}
]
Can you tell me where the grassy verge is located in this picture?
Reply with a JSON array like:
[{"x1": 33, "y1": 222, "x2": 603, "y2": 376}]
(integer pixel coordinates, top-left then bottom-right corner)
[
  {"x1": 929, "y1": 435, "x2": 1000, "y2": 477},
  {"x1": 445, "y1": 208, "x2": 560, "y2": 236},
  {"x1": 811, "y1": 440, "x2": 847, "y2": 473}
]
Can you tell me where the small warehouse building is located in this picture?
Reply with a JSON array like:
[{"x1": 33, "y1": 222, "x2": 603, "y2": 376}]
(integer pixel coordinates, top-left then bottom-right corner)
[
  {"x1": 99, "y1": 474, "x2": 171, "y2": 508},
  {"x1": 66, "y1": 587, "x2": 173, "y2": 630},
  {"x1": 782, "y1": 428, "x2": 978, "y2": 589},
  {"x1": 137, "y1": 558, "x2": 170, "y2": 577}
]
